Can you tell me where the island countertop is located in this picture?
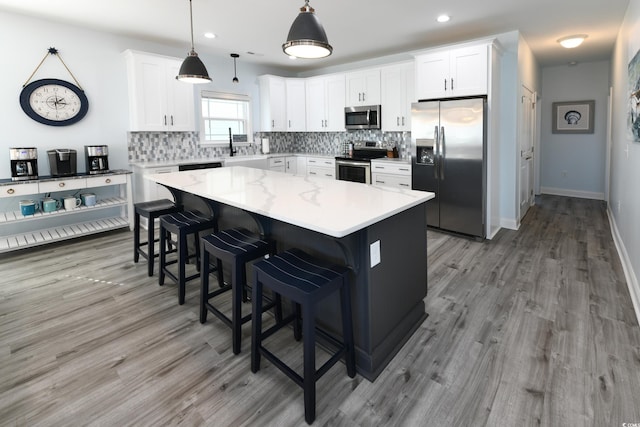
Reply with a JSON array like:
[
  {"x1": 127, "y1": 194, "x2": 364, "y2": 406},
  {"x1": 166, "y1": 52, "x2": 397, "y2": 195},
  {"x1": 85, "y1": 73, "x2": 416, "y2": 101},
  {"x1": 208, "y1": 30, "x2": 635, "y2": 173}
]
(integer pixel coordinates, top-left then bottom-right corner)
[{"x1": 147, "y1": 166, "x2": 434, "y2": 238}]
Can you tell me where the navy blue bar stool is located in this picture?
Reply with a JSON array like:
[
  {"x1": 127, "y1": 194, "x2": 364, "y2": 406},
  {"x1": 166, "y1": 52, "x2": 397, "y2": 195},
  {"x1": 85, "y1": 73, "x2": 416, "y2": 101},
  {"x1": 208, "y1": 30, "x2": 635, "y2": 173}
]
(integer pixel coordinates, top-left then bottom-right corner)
[
  {"x1": 159, "y1": 210, "x2": 217, "y2": 305},
  {"x1": 251, "y1": 248, "x2": 356, "y2": 425},
  {"x1": 200, "y1": 227, "x2": 279, "y2": 354},
  {"x1": 133, "y1": 199, "x2": 182, "y2": 276}
]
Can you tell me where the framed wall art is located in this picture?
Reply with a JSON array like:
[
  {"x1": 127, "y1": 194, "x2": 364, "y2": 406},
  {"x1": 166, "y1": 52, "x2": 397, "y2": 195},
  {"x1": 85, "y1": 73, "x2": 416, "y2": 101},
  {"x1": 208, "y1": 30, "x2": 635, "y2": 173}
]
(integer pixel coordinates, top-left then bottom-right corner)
[
  {"x1": 552, "y1": 100, "x2": 595, "y2": 134},
  {"x1": 629, "y1": 48, "x2": 640, "y2": 142}
]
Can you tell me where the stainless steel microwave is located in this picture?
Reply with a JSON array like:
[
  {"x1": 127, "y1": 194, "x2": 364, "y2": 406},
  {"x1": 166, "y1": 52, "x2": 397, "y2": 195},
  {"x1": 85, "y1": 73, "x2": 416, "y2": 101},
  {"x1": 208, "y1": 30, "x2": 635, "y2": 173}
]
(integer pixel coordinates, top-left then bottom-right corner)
[{"x1": 345, "y1": 105, "x2": 381, "y2": 130}]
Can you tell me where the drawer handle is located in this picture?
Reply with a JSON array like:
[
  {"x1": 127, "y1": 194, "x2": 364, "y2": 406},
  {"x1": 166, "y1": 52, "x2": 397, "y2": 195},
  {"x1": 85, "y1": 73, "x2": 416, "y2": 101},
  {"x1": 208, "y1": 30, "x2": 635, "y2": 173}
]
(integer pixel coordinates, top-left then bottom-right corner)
[
  {"x1": 7, "y1": 188, "x2": 15, "y2": 195},
  {"x1": 105, "y1": 178, "x2": 111, "y2": 184},
  {"x1": 400, "y1": 183, "x2": 409, "y2": 187},
  {"x1": 59, "y1": 182, "x2": 65, "y2": 188},
  {"x1": 399, "y1": 168, "x2": 409, "y2": 172}
]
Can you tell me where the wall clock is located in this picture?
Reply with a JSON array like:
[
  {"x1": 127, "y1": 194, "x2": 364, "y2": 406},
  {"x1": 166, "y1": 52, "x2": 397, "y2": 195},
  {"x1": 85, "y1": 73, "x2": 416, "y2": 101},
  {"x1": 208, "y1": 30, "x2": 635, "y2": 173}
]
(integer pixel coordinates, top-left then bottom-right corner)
[{"x1": 20, "y1": 78, "x2": 89, "y2": 126}]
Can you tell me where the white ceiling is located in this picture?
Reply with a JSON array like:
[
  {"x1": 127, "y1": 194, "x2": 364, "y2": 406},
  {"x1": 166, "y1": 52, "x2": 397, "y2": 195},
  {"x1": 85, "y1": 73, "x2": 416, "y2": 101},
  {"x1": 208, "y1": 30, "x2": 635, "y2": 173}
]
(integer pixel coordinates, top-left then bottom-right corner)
[{"x1": 0, "y1": 0, "x2": 630, "y2": 71}]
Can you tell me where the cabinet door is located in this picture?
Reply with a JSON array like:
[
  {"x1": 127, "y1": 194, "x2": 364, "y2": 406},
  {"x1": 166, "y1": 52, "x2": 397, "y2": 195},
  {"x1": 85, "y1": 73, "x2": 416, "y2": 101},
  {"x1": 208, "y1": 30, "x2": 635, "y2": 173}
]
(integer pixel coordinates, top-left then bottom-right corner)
[
  {"x1": 324, "y1": 75, "x2": 346, "y2": 131},
  {"x1": 450, "y1": 45, "x2": 488, "y2": 97},
  {"x1": 259, "y1": 75, "x2": 286, "y2": 131},
  {"x1": 286, "y1": 79, "x2": 306, "y2": 131},
  {"x1": 285, "y1": 156, "x2": 298, "y2": 174},
  {"x1": 166, "y1": 59, "x2": 196, "y2": 131},
  {"x1": 382, "y1": 63, "x2": 414, "y2": 131},
  {"x1": 346, "y1": 70, "x2": 380, "y2": 106},
  {"x1": 415, "y1": 51, "x2": 450, "y2": 100},
  {"x1": 130, "y1": 55, "x2": 168, "y2": 131},
  {"x1": 305, "y1": 77, "x2": 326, "y2": 132}
]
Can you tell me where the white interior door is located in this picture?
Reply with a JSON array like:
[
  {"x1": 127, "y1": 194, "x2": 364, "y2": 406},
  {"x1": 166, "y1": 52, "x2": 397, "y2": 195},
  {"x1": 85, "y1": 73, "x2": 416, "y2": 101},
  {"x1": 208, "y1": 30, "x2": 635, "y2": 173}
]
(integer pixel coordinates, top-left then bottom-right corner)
[{"x1": 519, "y1": 86, "x2": 535, "y2": 220}]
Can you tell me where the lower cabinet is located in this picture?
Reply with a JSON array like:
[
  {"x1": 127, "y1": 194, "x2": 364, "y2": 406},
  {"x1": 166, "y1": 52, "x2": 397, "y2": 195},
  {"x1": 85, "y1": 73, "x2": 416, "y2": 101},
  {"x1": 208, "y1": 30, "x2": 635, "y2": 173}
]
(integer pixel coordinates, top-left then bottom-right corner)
[
  {"x1": 268, "y1": 157, "x2": 286, "y2": 173},
  {"x1": 371, "y1": 161, "x2": 411, "y2": 189},
  {"x1": 306, "y1": 157, "x2": 335, "y2": 179},
  {"x1": 132, "y1": 165, "x2": 178, "y2": 204},
  {"x1": 0, "y1": 171, "x2": 133, "y2": 253}
]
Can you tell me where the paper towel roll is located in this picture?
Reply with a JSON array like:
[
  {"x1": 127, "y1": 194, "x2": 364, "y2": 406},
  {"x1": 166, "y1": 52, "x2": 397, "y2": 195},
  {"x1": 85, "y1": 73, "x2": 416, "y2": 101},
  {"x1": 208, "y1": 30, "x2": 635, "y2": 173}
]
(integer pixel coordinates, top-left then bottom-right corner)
[{"x1": 261, "y1": 138, "x2": 270, "y2": 154}]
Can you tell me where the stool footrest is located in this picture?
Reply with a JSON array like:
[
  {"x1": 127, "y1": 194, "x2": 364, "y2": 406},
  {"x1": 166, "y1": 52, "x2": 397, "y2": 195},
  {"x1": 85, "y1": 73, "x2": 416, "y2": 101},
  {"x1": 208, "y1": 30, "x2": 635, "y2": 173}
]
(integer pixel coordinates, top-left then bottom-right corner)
[{"x1": 260, "y1": 347, "x2": 304, "y2": 388}]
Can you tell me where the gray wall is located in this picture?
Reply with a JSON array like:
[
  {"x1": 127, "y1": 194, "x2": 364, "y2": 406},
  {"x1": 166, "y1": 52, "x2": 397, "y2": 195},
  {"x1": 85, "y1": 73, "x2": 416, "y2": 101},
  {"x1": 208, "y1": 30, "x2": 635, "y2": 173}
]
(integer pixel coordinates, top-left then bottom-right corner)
[{"x1": 539, "y1": 61, "x2": 610, "y2": 199}]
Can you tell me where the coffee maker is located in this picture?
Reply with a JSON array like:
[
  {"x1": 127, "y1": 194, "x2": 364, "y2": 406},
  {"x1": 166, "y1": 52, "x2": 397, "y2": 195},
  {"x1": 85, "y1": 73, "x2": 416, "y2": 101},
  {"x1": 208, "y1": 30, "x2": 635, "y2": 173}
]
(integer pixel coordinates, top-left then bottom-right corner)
[
  {"x1": 10, "y1": 147, "x2": 38, "y2": 181},
  {"x1": 47, "y1": 149, "x2": 77, "y2": 177},
  {"x1": 85, "y1": 145, "x2": 109, "y2": 174}
]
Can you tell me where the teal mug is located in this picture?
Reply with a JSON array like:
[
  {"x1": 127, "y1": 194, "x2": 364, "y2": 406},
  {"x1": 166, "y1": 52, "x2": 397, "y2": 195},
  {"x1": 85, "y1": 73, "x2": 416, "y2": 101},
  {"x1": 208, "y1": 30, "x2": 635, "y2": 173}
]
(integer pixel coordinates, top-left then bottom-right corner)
[
  {"x1": 20, "y1": 199, "x2": 39, "y2": 216},
  {"x1": 41, "y1": 197, "x2": 62, "y2": 213}
]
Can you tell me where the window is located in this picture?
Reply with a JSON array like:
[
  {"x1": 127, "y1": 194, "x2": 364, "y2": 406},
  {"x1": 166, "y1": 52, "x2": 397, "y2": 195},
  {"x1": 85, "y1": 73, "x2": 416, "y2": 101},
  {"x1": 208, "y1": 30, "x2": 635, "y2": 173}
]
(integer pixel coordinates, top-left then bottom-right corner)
[{"x1": 200, "y1": 91, "x2": 252, "y2": 145}]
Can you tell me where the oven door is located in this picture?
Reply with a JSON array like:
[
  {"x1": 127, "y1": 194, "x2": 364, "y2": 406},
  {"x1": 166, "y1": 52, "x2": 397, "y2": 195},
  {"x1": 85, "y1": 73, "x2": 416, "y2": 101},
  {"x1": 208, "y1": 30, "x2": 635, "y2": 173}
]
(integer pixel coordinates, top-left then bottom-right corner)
[{"x1": 335, "y1": 159, "x2": 371, "y2": 184}]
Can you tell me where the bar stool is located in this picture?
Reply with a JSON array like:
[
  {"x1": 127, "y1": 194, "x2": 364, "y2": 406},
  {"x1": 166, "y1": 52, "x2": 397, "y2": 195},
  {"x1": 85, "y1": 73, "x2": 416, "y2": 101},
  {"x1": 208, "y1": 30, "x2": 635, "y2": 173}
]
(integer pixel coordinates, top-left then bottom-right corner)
[
  {"x1": 200, "y1": 228, "x2": 278, "y2": 354},
  {"x1": 159, "y1": 210, "x2": 218, "y2": 305},
  {"x1": 133, "y1": 199, "x2": 182, "y2": 276},
  {"x1": 251, "y1": 248, "x2": 356, "y2": 425}
]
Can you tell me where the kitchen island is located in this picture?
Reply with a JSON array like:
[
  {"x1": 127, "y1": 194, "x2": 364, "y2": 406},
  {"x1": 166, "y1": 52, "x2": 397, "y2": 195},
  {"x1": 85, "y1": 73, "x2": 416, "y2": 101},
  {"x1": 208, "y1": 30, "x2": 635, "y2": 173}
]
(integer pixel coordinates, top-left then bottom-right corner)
[{"x1": 147, "y1": 166, "x2": 434, "y2": 381}]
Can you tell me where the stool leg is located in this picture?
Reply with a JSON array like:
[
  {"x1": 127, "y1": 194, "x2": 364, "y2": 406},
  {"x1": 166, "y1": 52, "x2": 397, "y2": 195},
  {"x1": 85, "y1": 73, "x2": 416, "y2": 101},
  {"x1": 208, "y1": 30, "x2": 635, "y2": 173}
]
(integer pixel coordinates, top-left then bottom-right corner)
[
  {"x1": 159, "y1": 225, "x2": 166, "y2": 286},
  {"x1": 302, "y1": 302, "x2": 317, "y2": 425},
  {"x1": 293, "y1": 302, "x2": 302, "y2": 341},
  {"x1": 147, "y1": 216, "x2": 155, "y2": 276},
  {"x1": 340, "y1": 280, "x2": 356, "y2": 378},
  {"x1": 231, "y1": 258, "x2": 244, "y2": 354},
  {"x1": 133, "y1": 212, "x2": 140, "y2": 263},
  {"x1": 216, "y1": 258, "x2": 224, "y2": 288},
  {"x1": 178, "y1": 232, "x2": 187, "y2": 305},
  {"x1": 200, "y1": 242, "x2": 209, "y2": 324},
  {"x1": 195, "y1": 232, "x2": 201, "y2": 272},
  {"x1": 251, "y1": 277, "x2": 263, "y2": 373}
]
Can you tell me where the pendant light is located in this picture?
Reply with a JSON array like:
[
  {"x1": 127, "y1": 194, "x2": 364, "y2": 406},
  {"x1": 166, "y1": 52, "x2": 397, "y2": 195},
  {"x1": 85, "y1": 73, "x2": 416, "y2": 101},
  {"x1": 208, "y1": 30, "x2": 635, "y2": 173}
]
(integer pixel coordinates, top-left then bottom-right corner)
[
  {"x1": 231, "y1": 53, "x2": 239, "y2": 83},
  {"x1": 177, "y1": 0, "x2": 211, "y2": 83},
  {"x1": 282, "y1": 0, "x2": 332, "y2": 59}
]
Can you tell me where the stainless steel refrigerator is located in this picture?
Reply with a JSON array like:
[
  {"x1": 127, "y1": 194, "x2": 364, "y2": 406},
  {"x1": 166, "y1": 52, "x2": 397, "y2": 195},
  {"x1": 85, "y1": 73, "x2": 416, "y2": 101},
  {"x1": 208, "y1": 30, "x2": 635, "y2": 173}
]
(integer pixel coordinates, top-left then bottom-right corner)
[{"x1": 411, "y1": 97, "x2": 486, "y2": 238}]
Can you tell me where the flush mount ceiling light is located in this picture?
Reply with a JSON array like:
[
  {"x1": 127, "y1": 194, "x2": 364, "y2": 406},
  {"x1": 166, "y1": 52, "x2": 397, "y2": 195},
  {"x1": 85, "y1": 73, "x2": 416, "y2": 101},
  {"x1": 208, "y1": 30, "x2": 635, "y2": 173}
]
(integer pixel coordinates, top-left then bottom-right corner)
[
  {"x1": 177, "y1": 0, "x2": 212, "y2": 83},
  {"x1": 231, "y1": 53, "x2": 239, "y2": 83},
  {"x1": 282, "y1": 0, "x2": 332, "y2": 59},
  {"x1": 558, "y1": 35, "x2": 588, "y2": 49},
  {"x1": 436, "y1": 14, "x2": 451, "y2": 23}
]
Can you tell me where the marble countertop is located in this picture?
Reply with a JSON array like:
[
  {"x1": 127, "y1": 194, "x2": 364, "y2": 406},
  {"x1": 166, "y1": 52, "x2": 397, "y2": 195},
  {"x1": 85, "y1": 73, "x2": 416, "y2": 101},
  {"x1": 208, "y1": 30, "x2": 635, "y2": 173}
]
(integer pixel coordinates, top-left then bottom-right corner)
[{"x1": 147, "y1": 166, "x2": 433, "y2": 238}]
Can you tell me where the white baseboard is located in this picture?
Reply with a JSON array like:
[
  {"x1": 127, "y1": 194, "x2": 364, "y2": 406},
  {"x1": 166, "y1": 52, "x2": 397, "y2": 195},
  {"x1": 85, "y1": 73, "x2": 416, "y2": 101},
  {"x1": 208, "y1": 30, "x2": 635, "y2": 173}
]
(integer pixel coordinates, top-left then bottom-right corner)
[
  {"x1": 607, "y1": 207, "x2": 640, "y2": 325},
  {"x1": 540, "y1": 187, "x2": 604, "y2": 200},
  {"x1": 500, "y1": 218, "x2": 519, "y2": 230}
]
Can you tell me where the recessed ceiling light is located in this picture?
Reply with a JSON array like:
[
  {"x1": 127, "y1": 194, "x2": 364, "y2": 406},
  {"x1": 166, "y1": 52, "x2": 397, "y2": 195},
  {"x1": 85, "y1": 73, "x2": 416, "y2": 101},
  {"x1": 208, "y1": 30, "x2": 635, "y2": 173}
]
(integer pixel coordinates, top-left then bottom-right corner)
[
  {"x1": 436, "y1": 14, "x2": 450, "y2": 23},
  {"x1": 558, "y1": 35, "x2": 587, "y2": 49},
  {"x1": 204, "y1": 32, "x2": 217, "y2": 39},
  {"x1": 289, "y1": 56, "x2": 298, "y2": 60}
]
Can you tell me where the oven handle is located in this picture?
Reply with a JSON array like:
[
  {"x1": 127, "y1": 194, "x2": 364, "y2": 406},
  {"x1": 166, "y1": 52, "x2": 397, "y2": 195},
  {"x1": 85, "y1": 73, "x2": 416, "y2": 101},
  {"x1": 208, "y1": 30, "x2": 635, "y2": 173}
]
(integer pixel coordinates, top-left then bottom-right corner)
[{"x1": 336, "y1": 159, "x2": 369, "y2": 167}]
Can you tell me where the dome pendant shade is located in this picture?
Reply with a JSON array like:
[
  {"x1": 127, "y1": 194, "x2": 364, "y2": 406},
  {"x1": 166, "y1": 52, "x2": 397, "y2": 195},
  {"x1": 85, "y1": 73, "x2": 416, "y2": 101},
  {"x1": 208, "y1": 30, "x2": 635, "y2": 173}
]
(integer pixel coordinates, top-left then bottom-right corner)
[
  {"x1": 283, "y1": 1, "x2": 332, "y2": 59},
  {"x1": 176, "y1": 0, "x2": 211, "y2": 83},
  {"x1": 178, "y1": 50, "x2": 211, "y2": 83}
]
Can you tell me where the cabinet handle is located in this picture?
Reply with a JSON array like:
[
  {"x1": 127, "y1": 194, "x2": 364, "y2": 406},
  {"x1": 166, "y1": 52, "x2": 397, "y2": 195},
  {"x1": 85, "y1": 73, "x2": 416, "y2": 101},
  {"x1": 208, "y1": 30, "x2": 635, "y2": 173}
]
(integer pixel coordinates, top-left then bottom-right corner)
[
  {"x1": 362, "y1": 92, "x2": 366, "y2": 102},
  {"x1": 358, "y1": 93, "x2": 362, "y2": 102},
  {"x1": 7, "y1": 188, "x2": 15, "y2": 195},
  {"x1": 376, "y1": 180, "x2": 385, "y2": 184},
  {"x1": 59, "y1": 182, "x2": 65, "y2": 188},
  {"x1": 399, "y1": 168, "x2": 409, "y2": 172},
  {"x1": 444, "y1": 79, "x2": 447, "y2": 90},
  {"x1": 272, "y1": 120, "x2": 275, "y2": 128},
  {"x1": 309, "y1": 171, "x2": 317, "y2": 175},
  {"x1": 171, "y1": 115, "x2": 174, "y2": 126},
  {"x1": 164, "y1": 115, "x2": 167, "y2": 125},
  {"x1": 400, "y1": 183, "x2": 410, "y2": 187},
  {"x1": 397, "y1": 117, "x2": 400, "y2": 126},
  {"x1": 451, "y1": 78, "x2": 454, "y2": 90},
  {"x1": 288, "y1": 120, "x2": 291, "y2": 128},
  {"x1": 105, "y1": 178, "x2": 111, "y2": 184}
]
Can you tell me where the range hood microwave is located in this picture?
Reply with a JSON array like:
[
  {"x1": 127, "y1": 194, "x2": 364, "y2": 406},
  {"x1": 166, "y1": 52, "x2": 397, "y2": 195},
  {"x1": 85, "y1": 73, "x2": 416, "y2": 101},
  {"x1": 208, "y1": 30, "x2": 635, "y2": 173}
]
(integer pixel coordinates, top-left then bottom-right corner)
[{"x1": 345, "y1": 105, "x2": 381, "y2": 130}]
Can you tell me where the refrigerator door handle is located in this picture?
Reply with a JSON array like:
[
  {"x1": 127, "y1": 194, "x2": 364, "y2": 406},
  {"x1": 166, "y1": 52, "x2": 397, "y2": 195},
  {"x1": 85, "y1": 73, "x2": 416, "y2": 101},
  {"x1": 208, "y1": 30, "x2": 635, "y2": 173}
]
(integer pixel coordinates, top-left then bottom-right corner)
[
  {"x1": 434, "y1": 125, "x2": 440, "y2": 179},
  {"x1": 440, "y1": 126, "x2": 445, "y2": 180}
]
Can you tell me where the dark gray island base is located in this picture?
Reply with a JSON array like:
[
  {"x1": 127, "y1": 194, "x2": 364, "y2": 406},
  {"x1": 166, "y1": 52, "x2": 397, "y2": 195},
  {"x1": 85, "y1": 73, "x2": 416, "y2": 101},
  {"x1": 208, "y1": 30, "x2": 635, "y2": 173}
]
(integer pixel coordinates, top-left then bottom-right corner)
[{"x1": 180, "y1": 191, "x2": 428, "y2": 381}]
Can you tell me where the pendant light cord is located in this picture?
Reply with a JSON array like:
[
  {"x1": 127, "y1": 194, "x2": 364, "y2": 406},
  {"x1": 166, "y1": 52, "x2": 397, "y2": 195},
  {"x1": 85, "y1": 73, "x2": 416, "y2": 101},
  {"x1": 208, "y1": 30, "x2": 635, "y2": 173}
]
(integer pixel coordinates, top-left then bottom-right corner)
[
  {"x1": 23, "y1": 47, "x2": 84, "y2": 90},
  {"x1": 189, "y1": 0, "x2": 195, "y2": 52}
]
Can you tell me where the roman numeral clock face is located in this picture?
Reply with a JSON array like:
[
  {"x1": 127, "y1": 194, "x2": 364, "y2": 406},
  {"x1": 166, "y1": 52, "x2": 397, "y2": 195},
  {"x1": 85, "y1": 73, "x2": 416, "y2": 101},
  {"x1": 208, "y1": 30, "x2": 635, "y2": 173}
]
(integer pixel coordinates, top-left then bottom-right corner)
[{"x1": 20, "y1": 79, "x2": 89, "y2": 126}]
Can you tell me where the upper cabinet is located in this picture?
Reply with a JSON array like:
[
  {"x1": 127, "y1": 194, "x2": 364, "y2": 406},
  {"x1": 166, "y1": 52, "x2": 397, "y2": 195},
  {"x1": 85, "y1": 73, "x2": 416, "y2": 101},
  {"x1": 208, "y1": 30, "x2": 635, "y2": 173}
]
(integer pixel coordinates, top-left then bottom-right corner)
[
  {"x1": 414, "y1": 44, "x2": 488, "y2": 100},
  {"x1": 259, "y1": 75, "x2": 287, "y2": 132},
  {"x1": 345, "y1": 69, "x2": 381, "y2": 106},
  {"x1": 381, "y1": 62, "x2": 414, "y2": 131},
  {"x1": 285, "y1": 79, "x2": 306, "y2": 132},
  {"x1": 123, "y1": 50, "x2": 196, "y2": 132},
  {"x1": 305, "y1": 74, "x2": 345, "y2": 132}
]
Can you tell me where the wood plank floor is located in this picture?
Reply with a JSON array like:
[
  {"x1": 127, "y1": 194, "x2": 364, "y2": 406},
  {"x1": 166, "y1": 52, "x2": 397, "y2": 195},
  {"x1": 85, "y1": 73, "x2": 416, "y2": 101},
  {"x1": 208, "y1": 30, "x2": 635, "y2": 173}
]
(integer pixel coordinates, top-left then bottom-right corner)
[{"x1": 1, "y1": 195, "x2": 639, "y2": 426}]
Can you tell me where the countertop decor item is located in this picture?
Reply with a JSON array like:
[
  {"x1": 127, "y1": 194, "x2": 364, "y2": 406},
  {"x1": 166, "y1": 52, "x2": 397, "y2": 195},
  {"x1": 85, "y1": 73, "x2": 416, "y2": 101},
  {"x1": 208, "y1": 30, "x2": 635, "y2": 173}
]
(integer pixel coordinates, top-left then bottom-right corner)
[
  {"x1": 282, "y1": 0, "x2": 332, "y2": 59},
  {"x1": 19, "y1": 47, "x2": 89, "y2": 126},
  {"x1": 176, "y1": 0, "x2": 211, "y2": 84}
]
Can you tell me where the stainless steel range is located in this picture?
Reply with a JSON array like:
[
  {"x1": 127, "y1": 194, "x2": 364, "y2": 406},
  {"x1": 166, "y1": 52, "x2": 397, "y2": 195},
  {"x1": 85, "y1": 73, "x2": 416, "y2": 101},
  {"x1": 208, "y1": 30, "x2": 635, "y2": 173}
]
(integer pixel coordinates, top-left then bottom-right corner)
[{"x1": 335, "y1": 141, "x2": 388, "y2": 184}]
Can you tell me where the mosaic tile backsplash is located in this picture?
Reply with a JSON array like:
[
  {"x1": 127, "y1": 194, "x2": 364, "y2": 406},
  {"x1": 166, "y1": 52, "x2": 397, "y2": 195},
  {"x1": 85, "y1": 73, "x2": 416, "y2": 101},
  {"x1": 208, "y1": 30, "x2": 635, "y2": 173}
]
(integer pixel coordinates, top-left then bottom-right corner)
[{"x1": 128, "y1": 130, "x2": 412, "y2": 163}]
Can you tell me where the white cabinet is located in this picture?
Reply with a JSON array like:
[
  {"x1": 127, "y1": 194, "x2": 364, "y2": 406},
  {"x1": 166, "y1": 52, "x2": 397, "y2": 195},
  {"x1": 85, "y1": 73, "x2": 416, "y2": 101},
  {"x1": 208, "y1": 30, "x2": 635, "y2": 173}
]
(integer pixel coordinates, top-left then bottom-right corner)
[
  {"x1": 306, "y1": 157, "x2": 335, "y2": 179},
  {"x1": 305, "y1": 74, "x2": 346, "y2": 132},
  {"x1": 124, "y1": 50, "x2": 196, "y2": 132},
  {"x1": 345, "y1": 69, "x2": 381, "y2": 106},
  {"x1": 259, "y1": 75, "x2": 287, "y2": 132},
  {"x1": 381, "y1": 62, "x2": 414, "y2": 131},
  {"x1": 285, "y1": 79, "x2": 306, "y2": 131},
  {"x1": 0, "y1": 172, "x2": 133, "y2": 253},
  {"x1": 132, "y1": 165, "x2": 178, "y2": 204},
  {"x1": 286, "y1": 156, "x2": 306, "y2": 175},
  {"x1": 268, "y1": 156, "x2": 286, "y2": 173},
  {"x1": 414, "y1": 44, "x2": 488, "y2": 100},
  {"x1": 371, "y1": 160, "x2": 411, "y2": 189}
]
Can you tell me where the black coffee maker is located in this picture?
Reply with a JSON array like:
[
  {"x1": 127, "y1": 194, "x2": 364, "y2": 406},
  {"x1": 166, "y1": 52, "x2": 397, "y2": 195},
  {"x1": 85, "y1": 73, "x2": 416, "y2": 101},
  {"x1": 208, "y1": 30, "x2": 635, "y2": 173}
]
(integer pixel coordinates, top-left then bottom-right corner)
[
  {"x1": 47, "y1": 149, "x2": 77, "y2": 177},
  {"x1": 85, "y1": 145, "x2": 109, "y2": 174},
  {"x1": 10, "y1": 147, "x2": 38, "y2": 181}
]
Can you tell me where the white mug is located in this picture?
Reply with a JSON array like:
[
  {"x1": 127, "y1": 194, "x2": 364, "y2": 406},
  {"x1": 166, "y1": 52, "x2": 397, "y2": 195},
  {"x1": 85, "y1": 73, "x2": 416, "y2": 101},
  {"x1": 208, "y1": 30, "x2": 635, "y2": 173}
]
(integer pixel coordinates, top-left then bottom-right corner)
[{"x1": 63, "y1": 196, "x2": 82, "y2": 210}]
